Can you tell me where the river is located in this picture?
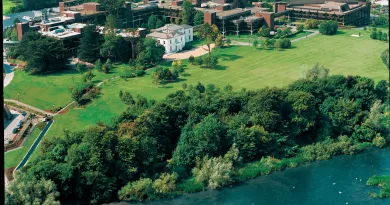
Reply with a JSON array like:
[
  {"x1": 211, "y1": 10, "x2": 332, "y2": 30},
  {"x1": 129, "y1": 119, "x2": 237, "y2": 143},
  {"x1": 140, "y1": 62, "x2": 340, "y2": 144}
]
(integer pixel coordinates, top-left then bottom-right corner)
[{"x1": 111, "y1": 147, "x2": 390, "y2": 205}]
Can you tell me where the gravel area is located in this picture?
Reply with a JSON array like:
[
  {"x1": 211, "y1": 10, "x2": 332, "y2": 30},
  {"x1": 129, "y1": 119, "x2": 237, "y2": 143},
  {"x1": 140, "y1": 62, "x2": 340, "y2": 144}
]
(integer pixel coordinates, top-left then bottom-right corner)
[{"x1": 163, "y1": 44, "x2": 215, "y2": 62}]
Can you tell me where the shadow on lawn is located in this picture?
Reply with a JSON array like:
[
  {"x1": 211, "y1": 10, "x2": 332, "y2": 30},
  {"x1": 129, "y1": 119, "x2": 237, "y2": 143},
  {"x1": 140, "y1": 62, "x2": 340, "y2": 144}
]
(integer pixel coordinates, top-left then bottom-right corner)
[
  {"x1": 38, "y1": 68, "x2": 80, "y2": 77},
  {"x1": 218, "y1": 54, "x2": 243, "y2": 61},
  {"x1": 335, "y1": 30, "x2": 346, "y2": 35},
  {"x1": 181, "y1": 73, "x2": 191, "y2": 77},
  {"x1": 215, "y1": 65, "x2": 228, "y2": 70}
]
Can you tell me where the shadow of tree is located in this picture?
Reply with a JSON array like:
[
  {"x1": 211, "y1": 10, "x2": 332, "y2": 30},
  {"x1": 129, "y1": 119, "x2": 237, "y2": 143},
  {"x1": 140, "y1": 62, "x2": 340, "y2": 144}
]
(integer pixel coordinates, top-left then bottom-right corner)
[
  {"x1": 181, "y1": 73, "x2": 191, "y2": 77},
  {"x1": 218, "y1": 54, "x2": 243, "y2": 61},
  {"x1": 215, "y1": 65, "x2": 228, "y2": 70}
]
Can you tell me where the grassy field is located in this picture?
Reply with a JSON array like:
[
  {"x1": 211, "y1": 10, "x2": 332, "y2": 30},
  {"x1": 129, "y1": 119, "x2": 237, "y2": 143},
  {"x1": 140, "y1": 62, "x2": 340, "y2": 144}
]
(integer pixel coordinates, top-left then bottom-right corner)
[
  {"x1": 4, "y1": 65, "x2": 127, "y2": 110},
  {"x1": 4, "y1": 128, "x2": 41, "y2": 169},
  {"x1": 3, "y1": 0, "x2": 16, "y2": 15},
  {"x1": 9, "y1": 29, "x2": 388, "y2": 161}
]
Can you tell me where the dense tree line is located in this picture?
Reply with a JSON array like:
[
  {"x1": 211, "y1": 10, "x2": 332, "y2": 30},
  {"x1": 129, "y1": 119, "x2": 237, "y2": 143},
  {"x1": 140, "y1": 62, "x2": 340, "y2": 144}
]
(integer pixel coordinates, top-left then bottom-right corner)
[{"x1": 8, "y1": 64, "x2": 388, "y2": 204}]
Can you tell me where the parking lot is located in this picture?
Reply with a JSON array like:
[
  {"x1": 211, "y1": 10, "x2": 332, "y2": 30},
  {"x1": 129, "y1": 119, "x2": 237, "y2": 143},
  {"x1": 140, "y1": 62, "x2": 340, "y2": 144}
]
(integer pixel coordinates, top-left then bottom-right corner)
[{"x1": 4, "y1": 110, "x2": 25, "y2": 144}]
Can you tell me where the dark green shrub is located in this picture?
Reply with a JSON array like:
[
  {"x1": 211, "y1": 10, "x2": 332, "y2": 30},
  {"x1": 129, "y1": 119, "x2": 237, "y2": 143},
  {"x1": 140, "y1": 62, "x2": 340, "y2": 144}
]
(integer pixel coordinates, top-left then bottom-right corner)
[
  {"x1": 136, "y1": 70, "x2": 145, "y2": 76},
  {"x1": 319, "y1": 20, "x2": 338, "y2": 35}
]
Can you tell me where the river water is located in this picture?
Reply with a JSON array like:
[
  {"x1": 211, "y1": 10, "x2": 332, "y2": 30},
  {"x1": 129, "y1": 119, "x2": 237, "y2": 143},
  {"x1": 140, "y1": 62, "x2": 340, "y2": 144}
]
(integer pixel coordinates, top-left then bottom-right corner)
[{"x1": 112, "y1": 147, "x2": 390, "y2": 205}]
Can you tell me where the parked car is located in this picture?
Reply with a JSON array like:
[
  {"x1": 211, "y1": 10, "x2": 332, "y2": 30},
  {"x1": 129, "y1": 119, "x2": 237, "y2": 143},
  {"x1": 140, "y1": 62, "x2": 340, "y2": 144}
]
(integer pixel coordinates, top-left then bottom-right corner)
[
  {"x1": 22, "y1": 111, "x2": 27, "y2": 116},
  {"x1": 13, "y1": 128, "x2": 19, "y2": 134}
]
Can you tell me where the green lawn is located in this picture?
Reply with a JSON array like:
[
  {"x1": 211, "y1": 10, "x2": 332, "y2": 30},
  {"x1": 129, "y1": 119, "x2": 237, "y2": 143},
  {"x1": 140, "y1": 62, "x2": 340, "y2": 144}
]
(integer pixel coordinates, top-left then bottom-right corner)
[
  {"x1": 3, "y1": 0, "x2": 16, "y2": 15},
  {"x1": 4, "y1": 65, "x2": 127, "y2": 110},
  {"x1": 9, "y1": 29, "x2": 389, "y2": 162},
  {"x1": 5, "y1": 128, "x2": 41, "y2": 169}
]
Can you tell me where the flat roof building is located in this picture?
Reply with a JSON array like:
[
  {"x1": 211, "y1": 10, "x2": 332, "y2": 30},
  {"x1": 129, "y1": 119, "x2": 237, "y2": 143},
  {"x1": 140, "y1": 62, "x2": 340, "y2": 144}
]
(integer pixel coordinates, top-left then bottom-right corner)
[{"x1": 286, "y1": 1, "x2": 371, "y2": 26}]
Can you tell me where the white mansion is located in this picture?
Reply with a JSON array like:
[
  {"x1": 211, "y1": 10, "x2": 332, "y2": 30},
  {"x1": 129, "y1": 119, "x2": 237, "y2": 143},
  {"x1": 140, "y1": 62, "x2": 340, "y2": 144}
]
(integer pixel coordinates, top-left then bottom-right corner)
[{"x1": 146, "y1": 24, "x2": 194, "y2": 54}]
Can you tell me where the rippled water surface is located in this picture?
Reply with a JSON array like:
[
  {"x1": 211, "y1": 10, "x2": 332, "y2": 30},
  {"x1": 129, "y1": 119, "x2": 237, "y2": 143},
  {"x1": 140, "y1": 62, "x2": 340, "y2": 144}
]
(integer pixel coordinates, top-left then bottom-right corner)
[{"x1": 111, "y1": 148, "x2": 390, "y2": 205}]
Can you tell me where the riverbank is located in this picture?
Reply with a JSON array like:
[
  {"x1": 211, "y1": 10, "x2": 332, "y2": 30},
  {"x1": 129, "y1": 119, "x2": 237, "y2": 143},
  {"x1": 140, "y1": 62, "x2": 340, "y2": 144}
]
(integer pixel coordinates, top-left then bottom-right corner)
[
  {"x1": 107, "y1": 139, "x2": 387, "y2": 204},
  {"x1": 109, "y1": 147, "x2": 390, "y2": 205},
  {"x1": 173, "y1": 139, "x2": 375, "y2": 195}
]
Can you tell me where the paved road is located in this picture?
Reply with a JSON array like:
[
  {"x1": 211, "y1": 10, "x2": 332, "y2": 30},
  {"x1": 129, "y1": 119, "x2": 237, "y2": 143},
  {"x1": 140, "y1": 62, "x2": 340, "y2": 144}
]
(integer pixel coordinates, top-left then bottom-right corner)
[
  {"x1": 231, "y1": 40, "x2": 252, "y2": 46},
  {"x1": 291, "y1": 30, "x2": 320, "y2": 42},
  {"x1": 4, "y1": 99, "x2": 53, "y2": 116},
  {"x1": 3, "y1": 52, "x2": 15, "y2": 88}
]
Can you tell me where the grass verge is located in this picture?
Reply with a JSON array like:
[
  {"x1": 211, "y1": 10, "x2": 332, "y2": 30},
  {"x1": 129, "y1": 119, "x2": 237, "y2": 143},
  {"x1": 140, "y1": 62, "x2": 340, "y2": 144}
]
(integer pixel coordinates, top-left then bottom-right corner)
[{"x1": 4, "y1": 127, "x2": 41, "y2": 169}]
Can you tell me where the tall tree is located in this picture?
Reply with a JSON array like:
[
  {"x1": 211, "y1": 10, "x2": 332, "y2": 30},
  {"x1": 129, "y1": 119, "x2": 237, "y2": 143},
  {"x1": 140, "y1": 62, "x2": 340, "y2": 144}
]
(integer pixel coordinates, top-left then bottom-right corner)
[
  {"x1": 286, "y1": 91, "x2": 317, "y2": 139},
  {"x1": 124, "y1": 28, "x2": 140, "y2": 62},
  {"x1": 172, "y1": 114, "x2": 226, "y2": 168},
  {"x1": 17, "y1": 32, "x2": 68, "y2": 74},
  {"x1": 105, "y1": 14, "x2": 119, "y2": 32},
  {"x1": 78, "y1": 25, "x2": 102, "y2": 63},
  {"x1": 197, "y1": 23, "x2": 219, "y2": 55},
  {"x1": 98, "y1": 0, "x2": 125, "y2": 16},
  {"x1": 147, "y1": 15, "x2": 158, "y2": 29},
  {"x1": 101, "y1": 33, "x2": 120, "y2": 60},
  {"x1": 141, "y1": 38, "x2": 165, "y2": 65},
  {"x1": 194, "y1": 11, "x2": 204, "y2": 26},
  {"x1": 181, "y1": 0, "x2": 196, "y2": 25}
]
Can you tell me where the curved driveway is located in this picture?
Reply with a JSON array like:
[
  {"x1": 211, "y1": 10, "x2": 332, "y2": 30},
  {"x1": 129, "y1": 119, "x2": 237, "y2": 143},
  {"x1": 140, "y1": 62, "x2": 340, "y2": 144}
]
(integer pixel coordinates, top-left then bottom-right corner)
[
  {"x1": 163, "y1": 44, "x2": 215, "y2": 62},
  {"x1": 3, "y1": 52, "x2": 15, "y2": 87}
]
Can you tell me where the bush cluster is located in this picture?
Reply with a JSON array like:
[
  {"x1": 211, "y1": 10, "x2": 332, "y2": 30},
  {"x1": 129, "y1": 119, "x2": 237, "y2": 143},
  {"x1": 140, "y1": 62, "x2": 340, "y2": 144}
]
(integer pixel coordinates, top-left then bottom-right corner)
[
  {"x1": 319, "y1": 20, "x2": 338, "y2": 35},
  {"x1": 190, "y1": 55, "x2": 219, "y2": 69},
  {"x1": 304, "y1": 19, "x2": 320, "y2": 29},
  {"x1": 370, "y1": 29, "x2": 388, "y2": 42}
]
